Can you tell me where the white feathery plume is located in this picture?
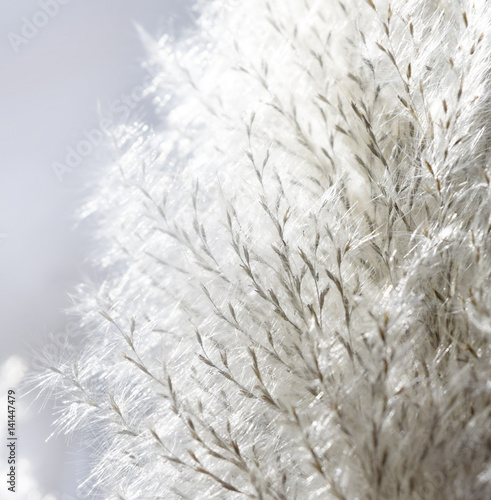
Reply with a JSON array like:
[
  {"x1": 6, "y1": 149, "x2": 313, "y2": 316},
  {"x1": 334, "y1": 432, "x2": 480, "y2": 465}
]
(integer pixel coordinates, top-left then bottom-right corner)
[{"x1": 35, "y1": 0, "x2": 491, "y2": 498}]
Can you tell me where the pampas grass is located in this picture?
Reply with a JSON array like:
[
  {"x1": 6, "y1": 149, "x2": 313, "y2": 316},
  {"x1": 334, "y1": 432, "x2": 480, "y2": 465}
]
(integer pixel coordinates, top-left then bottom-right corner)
[{"x1": 35, "y1": 0, "x2": 491, "y2": 498}]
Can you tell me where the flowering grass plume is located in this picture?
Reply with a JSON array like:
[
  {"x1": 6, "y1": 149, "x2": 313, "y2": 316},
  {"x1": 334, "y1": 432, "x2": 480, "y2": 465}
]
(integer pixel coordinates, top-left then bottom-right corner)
[{"x1": 36, "y1": 0, "x2": 491, "y2": 498}]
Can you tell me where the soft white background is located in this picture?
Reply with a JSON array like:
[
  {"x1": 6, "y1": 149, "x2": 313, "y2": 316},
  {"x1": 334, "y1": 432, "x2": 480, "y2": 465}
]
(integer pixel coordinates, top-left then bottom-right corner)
[{"x1": 0, "y1": 1, "x2": 194, "y2": 497}]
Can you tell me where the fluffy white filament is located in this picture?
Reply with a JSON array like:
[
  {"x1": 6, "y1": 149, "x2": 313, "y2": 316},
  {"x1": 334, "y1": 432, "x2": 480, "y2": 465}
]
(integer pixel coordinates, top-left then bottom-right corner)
[{"x1": 37, "y1": 0, "x2": 491, "y2": 498}]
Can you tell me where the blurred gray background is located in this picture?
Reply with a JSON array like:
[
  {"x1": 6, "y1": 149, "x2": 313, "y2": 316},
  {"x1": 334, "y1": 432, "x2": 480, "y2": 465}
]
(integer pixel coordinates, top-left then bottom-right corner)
[{"x1": 0, "y1": 1, "x2": 194, "y2": 497}]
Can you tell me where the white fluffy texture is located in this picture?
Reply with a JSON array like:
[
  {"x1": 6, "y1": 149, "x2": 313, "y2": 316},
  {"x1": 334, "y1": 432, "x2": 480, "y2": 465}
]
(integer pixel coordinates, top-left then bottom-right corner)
[{"x1": 39, "y1": 0, "x2": 491, "y2": 498}]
